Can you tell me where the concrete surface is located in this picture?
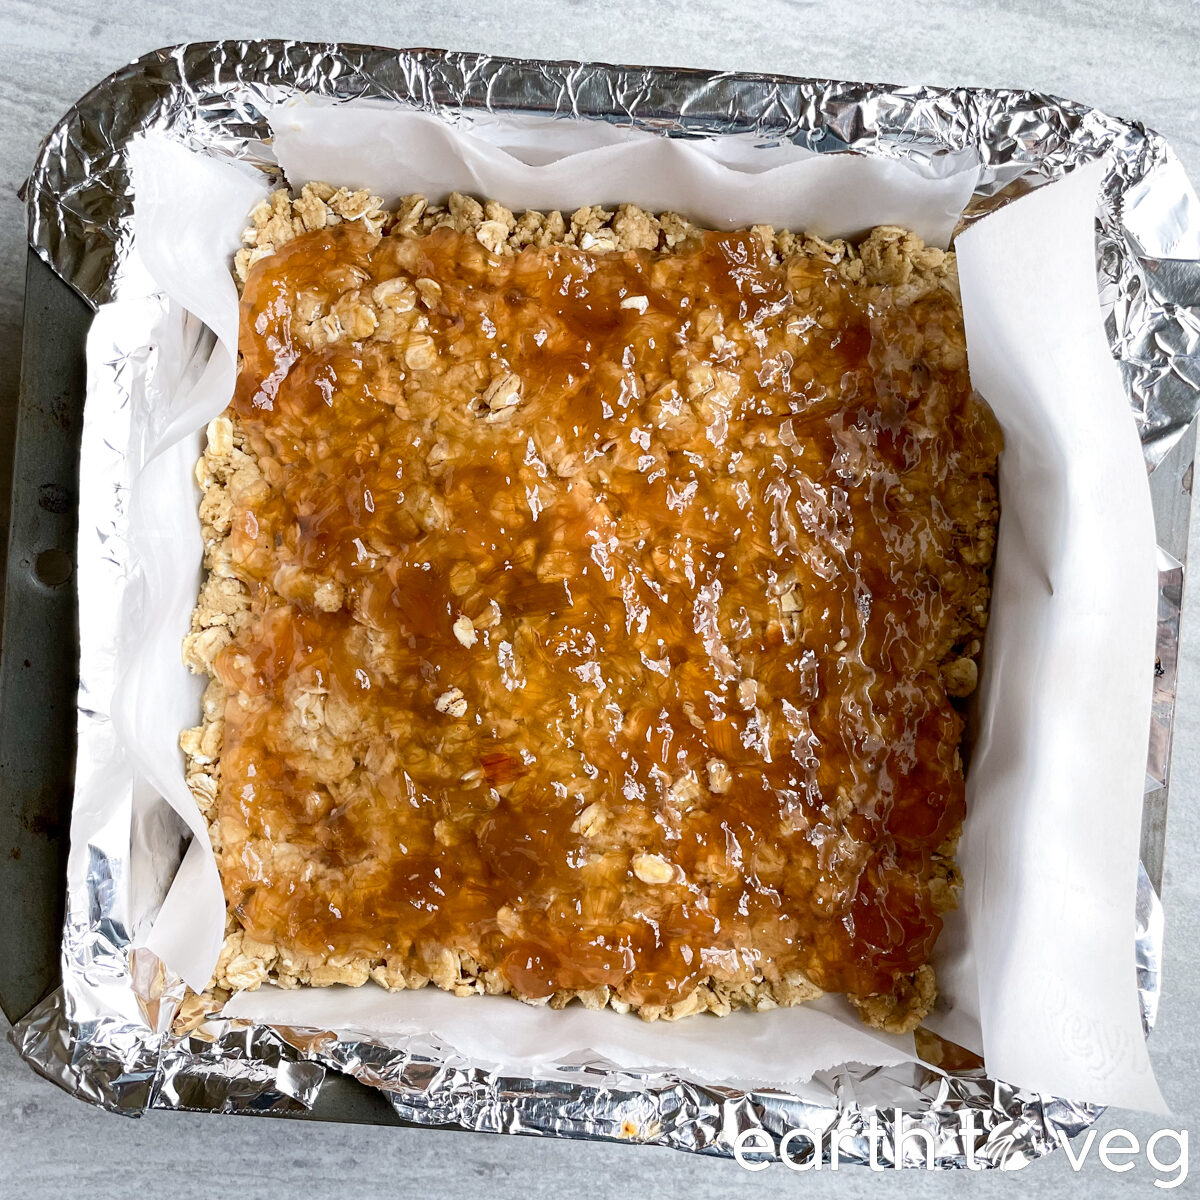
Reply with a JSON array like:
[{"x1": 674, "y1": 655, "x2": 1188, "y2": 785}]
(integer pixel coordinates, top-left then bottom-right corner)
[{"x1": 1, "y1": 2, "x2": 1198, "y2": 1196}]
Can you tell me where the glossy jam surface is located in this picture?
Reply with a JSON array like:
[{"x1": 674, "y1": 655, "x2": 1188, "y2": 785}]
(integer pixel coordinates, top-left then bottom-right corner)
[{"x1": 216, "y1": 223, "x2": 1000, "y2": 1006}]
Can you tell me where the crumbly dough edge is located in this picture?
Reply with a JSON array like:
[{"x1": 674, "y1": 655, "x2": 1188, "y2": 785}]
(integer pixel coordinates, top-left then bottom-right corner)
[{"x1": 175, "y1": 184, "x2": 982, "y2": 1038}]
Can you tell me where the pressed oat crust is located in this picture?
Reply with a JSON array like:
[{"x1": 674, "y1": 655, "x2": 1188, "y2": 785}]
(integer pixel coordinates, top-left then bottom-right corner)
[{"x1": 175, "y1": 183, "x2": 996, "y2": 1036}]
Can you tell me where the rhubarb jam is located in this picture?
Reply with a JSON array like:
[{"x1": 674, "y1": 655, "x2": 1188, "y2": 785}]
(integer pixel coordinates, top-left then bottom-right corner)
[{"x1": 212, "y1": 219, "x2": 1000, "y2": 1015}]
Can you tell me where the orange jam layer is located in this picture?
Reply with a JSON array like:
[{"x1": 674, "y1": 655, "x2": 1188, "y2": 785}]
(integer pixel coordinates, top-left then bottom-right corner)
[{"x1": 215, "y1": 222, "x2": 1000, "y2": 1006}]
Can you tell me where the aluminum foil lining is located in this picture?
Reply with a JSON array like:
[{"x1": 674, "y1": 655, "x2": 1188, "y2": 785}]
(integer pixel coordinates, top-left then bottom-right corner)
[{"x1": 12, "y1": 40, "x2": 1197, "y2": 1166}]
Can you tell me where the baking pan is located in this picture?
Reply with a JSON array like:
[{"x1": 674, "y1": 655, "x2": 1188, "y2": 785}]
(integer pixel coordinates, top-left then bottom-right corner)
[
  {"x1": 0, "y1": 251, "x2": 86, "y2": 1028},
  {"x1": 5, "y1": 43, "x2": 1196, "y2": 1143}
]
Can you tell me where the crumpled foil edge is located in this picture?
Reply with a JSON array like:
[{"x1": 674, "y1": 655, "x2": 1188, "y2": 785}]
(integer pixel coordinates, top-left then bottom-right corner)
[{"x1": 12, "y1": 40, "x2": 1198, "y2": 1167}]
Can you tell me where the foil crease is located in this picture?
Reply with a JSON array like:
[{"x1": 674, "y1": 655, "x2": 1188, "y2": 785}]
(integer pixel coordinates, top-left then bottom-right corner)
[{"x1": 12, "y1": 40, "x2": 1198, "y2": 1167}]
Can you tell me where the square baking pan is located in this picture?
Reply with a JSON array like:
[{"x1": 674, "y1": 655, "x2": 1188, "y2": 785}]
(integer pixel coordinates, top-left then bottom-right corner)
[{"x1": 4, "y1": 42, "x2": 1196, "y2": 1145}]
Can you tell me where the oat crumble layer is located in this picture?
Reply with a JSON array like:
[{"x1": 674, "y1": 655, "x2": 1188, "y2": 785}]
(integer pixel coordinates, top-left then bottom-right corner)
[{"x1": 179, "y1": 185, "x2": 1000, "y2": 1033}]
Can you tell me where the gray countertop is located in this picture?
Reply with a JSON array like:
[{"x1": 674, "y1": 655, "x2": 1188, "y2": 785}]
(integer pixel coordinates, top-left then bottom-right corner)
[{"x1": 2, "y1": 2, "x2": 1198, "y2": 1196}]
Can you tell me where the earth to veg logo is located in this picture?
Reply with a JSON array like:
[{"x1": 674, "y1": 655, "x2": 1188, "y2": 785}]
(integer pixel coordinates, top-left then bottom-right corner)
[{"x1": 732, "y1": 1112, "x2": 1188, "y2": 1187}]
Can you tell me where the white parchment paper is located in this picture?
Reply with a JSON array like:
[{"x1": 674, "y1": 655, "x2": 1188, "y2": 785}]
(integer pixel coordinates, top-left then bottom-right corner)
[
  {"x1": 112, "y1": 107, "x2": 1162, "y2": 1107},
  {"x1": 952, "y1": 164, "x2": 1161, "y2": 1109},
  {"x1": 270, "y1": 105, "x2": 978, "y2": 245}
]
